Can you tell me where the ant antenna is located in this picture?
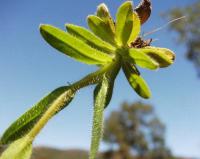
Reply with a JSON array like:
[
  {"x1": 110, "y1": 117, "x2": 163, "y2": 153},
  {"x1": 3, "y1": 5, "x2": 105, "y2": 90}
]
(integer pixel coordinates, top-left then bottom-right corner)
[{"x1": 143, "y1": 16, "x2": 186, "y2": 37}]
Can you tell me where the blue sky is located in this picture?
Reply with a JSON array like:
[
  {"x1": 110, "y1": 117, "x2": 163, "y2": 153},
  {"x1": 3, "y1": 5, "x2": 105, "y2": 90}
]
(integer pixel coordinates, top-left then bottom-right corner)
[{"x1": 0, "y1": 0, "x2": 200, "y2": 158}]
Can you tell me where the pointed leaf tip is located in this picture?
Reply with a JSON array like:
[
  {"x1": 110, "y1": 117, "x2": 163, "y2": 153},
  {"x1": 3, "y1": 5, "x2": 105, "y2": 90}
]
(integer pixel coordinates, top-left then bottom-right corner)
[
  {"x1": 123, "y1": 63, "x2": 151, "y2": 99},
  {"x1": 126, "y1": 48, "x2": 159, "y2": 70},
  {"x1": 96, "y1": 3, "x2": 115, "y2": 37},
  {"x1": 141, "y1": 47, "x2": 175, "y2": 68},
  {"x1": 97, "y1": 3, "x2": 109, "y2": 13},
  {"x1": 87, "y1": 15, "x2": 116, "y2": 45}
]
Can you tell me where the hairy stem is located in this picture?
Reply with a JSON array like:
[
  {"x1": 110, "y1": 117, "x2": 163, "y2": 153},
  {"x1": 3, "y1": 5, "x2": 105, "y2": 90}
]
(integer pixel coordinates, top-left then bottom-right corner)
[
  {"x1": 89, "y1": 93, "x2": 105, "y2": 159},
  {"x1": 89, "y1": 75, "x2": 113, "y2": 159},
  {"x1": 27, "y1": 62, "x2": 114, "y2": 140},
  {"x1": 27, "y1": 89, "x2": 75, "y2": 139},
  {"x1": 89, "y1": 58, "x2": 121, "y2": 159}
]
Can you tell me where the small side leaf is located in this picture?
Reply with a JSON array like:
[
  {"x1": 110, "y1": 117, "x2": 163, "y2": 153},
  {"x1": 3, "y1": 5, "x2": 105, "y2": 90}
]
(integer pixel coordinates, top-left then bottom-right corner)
[
  {"x1": 123, "y1": 62, "x2": 151, "y2": 99},
  {"x1": 96, "y1": 3, "x2": 115, "y2": 34},
  {"x1": 87, "y1": 15, "x2": 116, "y2": 45},
  {"x1": 126, "y1": 48, "x2": 159, "y2": 70},
  {"x1": 0, "y1": 86, "x2": 75, "y2": 145},
  {"x1": 116, "y1": 1, "x2": 134, "y2": 46},
  {"x1": 0, "y1": 136, "x2": 32, "y2": 159},
  {"x1": 40, "y1": 24, "x2": 113, "y2": 65},
  {"x1": 141, "y1": 46, "x2": 175, "y2": 67},
  {"x1": 65, "y1": 24, "x2": 115, "y2": 54},
  {"x1": 127, "y1": 12, "x2": 141, "y2": 45}
]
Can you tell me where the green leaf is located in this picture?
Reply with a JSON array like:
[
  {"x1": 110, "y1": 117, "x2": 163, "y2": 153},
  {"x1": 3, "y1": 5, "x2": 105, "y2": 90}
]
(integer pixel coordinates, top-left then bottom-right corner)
[
  {"x1": 123, "y1": 62, "x2": 151, "y2": 99},
  {"x1": 0, "y1": 136, "x2": 32, "y2": 159},
  {"x1": 115, "y1": 1, "x2": 134, "y2": 46},
  {"x1": 126, "y1": 48, "x2": 159, "y2": 70},
  {"x1": 89, "y1": 75, "x2": 109, "y2": 159},
  {"x1": 94, "y1": 82, "x2": 113, "y2": 109},
  {"x1": 127, "y1": 12, "x2": 141, "y2": 45},
  {"x1": 96, "y1": 3, "x2": 115, "y2": 34},
  {"x1": 141, "y1": 46, "x2": 175, "y2": 67},
  {"x1": 94, "y1": 60, "x2": 121, "y2": 108},
  {"x1": 65, "y1": 24, "x2": 115, "y2": 54},
  {"x1": 87, "y1": 15, "x2": 116, "y2": 45},
  {"x1": 40, "y1": 24, "x2": 113, "y2": 65},
  {"x1": 0, "y1": 86, "x2": 75, "y2": 145}
]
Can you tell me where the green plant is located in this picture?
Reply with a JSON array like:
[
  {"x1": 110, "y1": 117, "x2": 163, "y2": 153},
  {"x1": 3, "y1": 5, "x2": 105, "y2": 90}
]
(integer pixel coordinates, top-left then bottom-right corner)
[{"x1": 0, "y1": 1, "x2": 175, "y2": 159}]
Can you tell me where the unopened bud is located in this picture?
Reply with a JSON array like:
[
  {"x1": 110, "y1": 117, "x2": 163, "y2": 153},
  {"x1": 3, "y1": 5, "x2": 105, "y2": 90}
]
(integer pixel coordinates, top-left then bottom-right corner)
[{"x1": 97, "y1": 3, "x2": 109, "y2": 18}]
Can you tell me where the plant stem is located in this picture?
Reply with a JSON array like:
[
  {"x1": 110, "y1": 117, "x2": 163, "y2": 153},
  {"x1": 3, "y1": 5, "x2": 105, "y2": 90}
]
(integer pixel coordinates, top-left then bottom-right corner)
[
  {"x1": 89, "y1": 83, "x2": 106, "y2": 159},
  {"x1": 27, "y1": 63, "x2": 113, "y2": 140},
  {"x1": 89, "y1": 58, "x2": 121, "y2": 159},
  {"x1": 27, "y1": 89, "x2": 75, "y2": 139}
]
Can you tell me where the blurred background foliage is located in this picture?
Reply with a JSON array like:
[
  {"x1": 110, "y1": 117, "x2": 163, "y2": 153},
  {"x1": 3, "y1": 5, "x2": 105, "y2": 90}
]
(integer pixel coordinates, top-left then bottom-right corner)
[
  {"x1": 164, "y1": 0, "x2": 200, "y2": 76},
  {"x1": 101, "y1": 102, "x2": 172, "y2": 159}
]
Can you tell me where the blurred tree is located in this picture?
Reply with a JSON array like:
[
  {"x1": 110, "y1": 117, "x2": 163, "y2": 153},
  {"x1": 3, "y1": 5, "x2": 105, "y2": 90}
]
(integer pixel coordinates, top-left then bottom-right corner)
[
  {"x1": 148, "y1": 118, "x2": 172, "y2": 159},
  {"x1": 164, "y1": 1, "x2": 200, "y2": 75},
  {"x1": 102, "y1": 102, "x2": 172, "y2": 159}
]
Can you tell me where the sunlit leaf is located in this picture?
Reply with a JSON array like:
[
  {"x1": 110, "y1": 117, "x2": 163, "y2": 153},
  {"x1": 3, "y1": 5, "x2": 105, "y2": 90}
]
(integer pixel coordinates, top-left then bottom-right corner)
[
  {"x1": 0, "y1": 136, "x2": 32, "y2": 159},
  {"x1": 87, "y1": 15, "x2": 116, "y2": 45},
  {"x1": 126, "y1": 48, "x2": 159, "y2": 70},
  {"x1": 115, "y1": 1, "x2": 134, "y2": 46},
  {"x1": 122, "y1": 62, "x2": 151, "y2": 99},
  {"x1": 0, "y1": 86, "x2": 75, "y2": 145},
  {"x1": 40, "y1": 24, "x2": 113, "y2": 65},
  {"x1": 127, "y1": 12, "x2": 141, "y2": 45},
  {"x1": 65, "y1": 24, "x2": 115, "y2": 54},
  {"x1": 96, "y1": 3, "x2": 115, "y2": 34},
  {"x1": 141, "y1": 46, "x2": 175, "y2": 67}
]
